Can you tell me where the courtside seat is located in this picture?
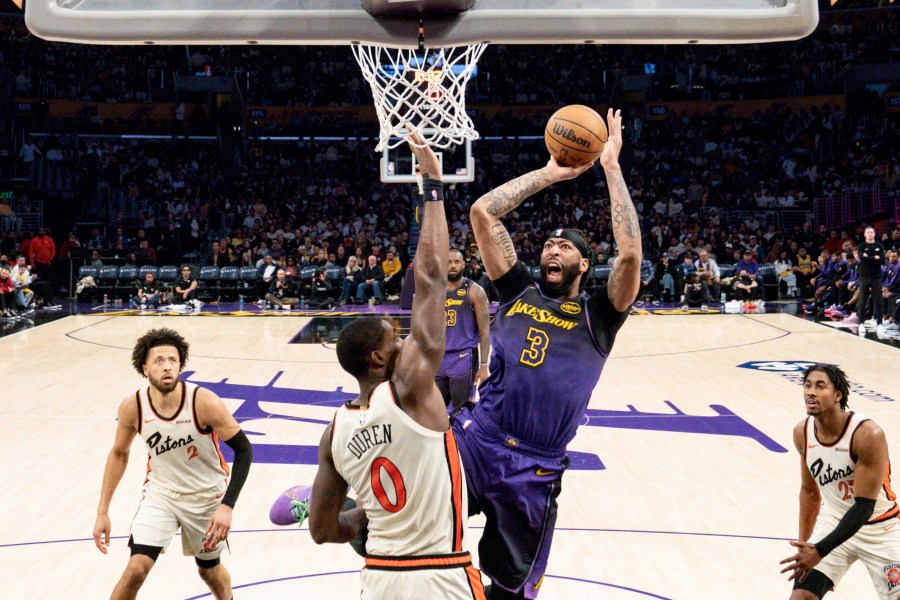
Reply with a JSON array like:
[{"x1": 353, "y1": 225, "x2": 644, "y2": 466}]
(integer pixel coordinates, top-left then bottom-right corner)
[
  {"x1": 198, "y1": 266, "x2": 220, "y2": 300},
  {"x1": 219, "y1": 266, "x2": 240, "y2": 300},
  {"x1": 116, "y1": 265, "x2": 139, "y2": 297},
  {"x1": 758, "y1": 263, "x2": 779, "y2": 300},
  {"x1": 158, "y1": 265, "x2": 178, "y2": 286},
  {"x1": 138, "y1": 266, "x2": 158, "y2": 281},
  {"x1": 96, "y1": 266, "x2": 119, "y2": 296},
  {"x1": 325, "y1": 265, "x2": 342, "y2": 281},
  {"x1": 78, "y1": 265, "x2": 98, "y2": 280}
]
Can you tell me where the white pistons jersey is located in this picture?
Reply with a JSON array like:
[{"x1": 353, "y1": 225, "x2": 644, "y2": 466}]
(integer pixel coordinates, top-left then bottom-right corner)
[
  {"x1": 804, "y1": 413, "x2": 899, "y2": 523},
  {"x1": 331, "y1": 381, "x2": 468, "y2": 557},
  {"x1": 137, "y1": 382, "x2": 230, "y2": 495}
]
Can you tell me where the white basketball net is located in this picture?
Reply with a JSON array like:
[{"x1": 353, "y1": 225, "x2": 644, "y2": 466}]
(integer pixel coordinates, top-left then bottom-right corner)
[{"x1": 351, "y1": 43, "x2": 487, "y2": 151}]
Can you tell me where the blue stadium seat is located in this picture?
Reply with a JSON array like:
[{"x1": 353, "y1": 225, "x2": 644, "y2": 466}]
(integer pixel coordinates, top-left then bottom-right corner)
[
  {"x1": 240, "y1": 266, "x2": 259, "y2": 282},
  {"x1": 158, "y1": 265, "x2": 178, "y2": 285},
  {"x1": 138, "y1": 266, "x2": 158, "y2": 280},
  {"x1": 325, "y1": 265, "x2": 342, "y2": 281},
  {"x1": 758, "y1": 263, "x2": 779, "y2": 300},
  {"x1": 77, "y1": 265, "x2": 98, "y2": 280},
  {"x1": 299, "y1": 266, "x2": 317, "y2": 280},
  {"x1": 198, "y1": 266, "x2": 219, "y2": 300},
  {"x1": 718, "y1": 264, "x2": 735, "y2": 279},
  {"x1": 218, "y1": 266, "x2": 240, "y2": 299},
  {"x1": 592, "y1": 264, "x2": 612, "y2": 281},
  {"x1": 116, "y1": 265, "x2": 138, "y2": 296},
  {"x1": 96, "y1": 266, "x2": 119, "y2": 293}
]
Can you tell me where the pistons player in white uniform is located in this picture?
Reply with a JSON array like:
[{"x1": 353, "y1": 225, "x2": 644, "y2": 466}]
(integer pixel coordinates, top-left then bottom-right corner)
[
  {"x1": 781, "y1": 364, "x2": 900, "y2": 599},
  {"x1": 309, "y1": 132, "x2": 485, "y2": 600},
  {"x1": 93, "y1": 328, "x2": 253, "y2": 600}
]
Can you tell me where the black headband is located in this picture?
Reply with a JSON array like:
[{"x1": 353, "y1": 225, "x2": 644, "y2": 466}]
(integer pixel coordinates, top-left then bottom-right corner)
[{"x1": 548, "y1": 228, "x2": 591, "y2": 260}]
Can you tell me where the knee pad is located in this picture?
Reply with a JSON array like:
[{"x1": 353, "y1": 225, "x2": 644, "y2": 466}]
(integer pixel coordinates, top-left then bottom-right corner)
[
  {"x1": 128, "y1": 535, "x2": 162, "y2": 562},
  {"x1": 791, "y1": 569, "x2": 833, "y2": 599},
  {"x1": 195, "y1": 556, "x2": 221, "y2": 569}
]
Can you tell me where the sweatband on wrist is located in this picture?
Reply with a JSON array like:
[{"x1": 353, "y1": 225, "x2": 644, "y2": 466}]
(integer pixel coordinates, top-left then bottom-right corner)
[
  {"x1": 221, "y1": 430, "x2": 253, "y2": 508},
  {"x1": 813, "y1": 497, "x2": 875, "y2": 557},
  {"x1": 422, "y1": 177, "x2": 444, "y2": 202}
]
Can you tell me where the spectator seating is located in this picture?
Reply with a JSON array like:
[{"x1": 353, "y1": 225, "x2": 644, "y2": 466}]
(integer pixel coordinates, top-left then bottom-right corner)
[
  {"x1": 116, "y1": 265, "x2": 138, "y2": 298},
  {"x1": 198, "y1": 266, "x2": 219, "y2": 300},
  {"x1": 138, "y1": 266, "x2": 158, "y2": 281},
  {"x1": 158, "y1": 265, "x2": 178, "y2": 286},
  {"x1": 219, "y1": 266, "x2": 240, "y2": 300},
  {"x1": 758, "y1": 263, "x2": 780, "y2": 301},
  {"x1": 96, "y1": 266, "x2": 119, "y2": 298}
]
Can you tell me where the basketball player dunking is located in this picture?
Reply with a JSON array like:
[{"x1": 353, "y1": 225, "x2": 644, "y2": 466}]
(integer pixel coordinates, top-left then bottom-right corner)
[
  {"x1": 93, "y1": 328, "x2": 253, "y2": 600},
  {"x1": 780, "y1": 364, "x2": 900, "y2": 600},
  {"x1": 458, "y1": 108, "x2": 641, "y2": 599},
  {"x1": 309, "y1": 132, "x2": 485, "y2": 600},
  {"x1": 438, "y1": 248, "x2": 491, "y2": 411}
]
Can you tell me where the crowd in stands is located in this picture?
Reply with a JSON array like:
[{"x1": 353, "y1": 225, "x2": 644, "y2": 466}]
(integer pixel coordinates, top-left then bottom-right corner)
[
  {"x1": 1, "y1": 100, "x2": 896, "y2": 313},
  {"x1": 2, "y1": 9, "x2": 896, "y2": 106}
]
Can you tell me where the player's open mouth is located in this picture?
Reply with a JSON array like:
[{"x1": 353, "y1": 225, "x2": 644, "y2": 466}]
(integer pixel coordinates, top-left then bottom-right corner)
[{"x1": 546, "y1": 262, "x2": 562, "y2": 281}]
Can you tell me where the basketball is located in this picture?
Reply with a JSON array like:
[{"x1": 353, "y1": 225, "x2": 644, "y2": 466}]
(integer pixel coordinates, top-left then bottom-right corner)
[{"x1": 544, "y1": 105, "x2": 608, "y2": 167}]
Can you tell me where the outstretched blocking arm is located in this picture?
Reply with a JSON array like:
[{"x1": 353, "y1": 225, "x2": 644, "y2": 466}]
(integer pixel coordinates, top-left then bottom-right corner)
[
  {"x1": 392, "y1": 132, "x2": 449, "y2": 412},
  {"x1": 471, "y1": 159, "x2": 593, "y2": 281},
  {"x1": 93, "y1": 396, "x2": 139, "y2": 554},
  {"x1": 309, "y1": 423, "x2": 368, "y2": 545},
  {"x1": 602, "y1": 109, "x2": 642, "y2": 312}
]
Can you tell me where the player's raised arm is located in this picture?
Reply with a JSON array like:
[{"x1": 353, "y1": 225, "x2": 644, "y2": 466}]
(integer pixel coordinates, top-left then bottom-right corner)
[
  {"x1": 601, "y1": 108, "x2": 642, "y2": 312},
  {"x1": 392, "y1": 131, "x2": 449, "y2": 409},
  {"x1": 470, "y1": 156, "x2": 592, "y2": 281}
]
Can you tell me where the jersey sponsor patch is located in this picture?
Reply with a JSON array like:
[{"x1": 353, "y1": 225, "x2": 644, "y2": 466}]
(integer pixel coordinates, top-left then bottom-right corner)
[
  {"x1": 457, "y1": 288, "x2": 467, "y2": 297},
  {"x1": 560, "y1": 301, "x2": 581, "y2": 315}
]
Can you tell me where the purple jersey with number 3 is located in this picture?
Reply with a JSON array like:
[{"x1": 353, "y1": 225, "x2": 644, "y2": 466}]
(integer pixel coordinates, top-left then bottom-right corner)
[
  {"x1": 445, "y1": 278, "x2": 478, "y2": 353},
  {"x1": 475, "y1": 275, "x2": 610, "y2": 451}
]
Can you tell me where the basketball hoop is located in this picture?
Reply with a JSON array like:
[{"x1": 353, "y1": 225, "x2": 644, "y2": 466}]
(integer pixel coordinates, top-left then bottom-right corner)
[{"x1": 351, "y1": 38, "x2": 487, "y2": 151}]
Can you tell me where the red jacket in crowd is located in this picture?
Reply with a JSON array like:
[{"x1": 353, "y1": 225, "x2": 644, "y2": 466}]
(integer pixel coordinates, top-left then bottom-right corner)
[{"x1": 29, "y1": 234, "x2": 56, "y2": 266}]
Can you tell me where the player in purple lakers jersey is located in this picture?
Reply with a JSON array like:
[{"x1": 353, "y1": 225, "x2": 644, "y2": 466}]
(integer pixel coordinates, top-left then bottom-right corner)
[
  {"x1": 437, "y1": 248, "x2": 491, "y2": 410},
  {"x1": 460, "y1": 108, "x2": 642, "y2": 599}
]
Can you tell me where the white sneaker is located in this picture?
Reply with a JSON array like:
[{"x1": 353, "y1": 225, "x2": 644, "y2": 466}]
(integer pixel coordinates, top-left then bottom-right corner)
[
  {"x1": 864, "y1": 319, "x2": 877, "y2": 328},
  {"x1": 283, "y1": 304, "x2": 291, "y2": 311},
  {"x1": 140, "y1": 304, "x2": 147, "y2": 310},
  {"x1": 858, "y1": 324, "x2": 866, "y2": 337},
  {"x1": 700, "y1": 304, "x2": 709, "y2": 312},
  {"x1": 883, "y1": 323, "x2": 899, "y2": 332}
]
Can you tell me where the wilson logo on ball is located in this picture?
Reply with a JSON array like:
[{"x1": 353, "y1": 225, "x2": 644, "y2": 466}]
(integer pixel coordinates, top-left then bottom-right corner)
[{"x1": 552, "y1": 123, "x2": 591, "y2": 148}]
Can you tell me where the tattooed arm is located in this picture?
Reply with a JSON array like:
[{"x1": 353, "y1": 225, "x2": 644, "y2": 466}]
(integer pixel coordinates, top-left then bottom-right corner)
[
  {"x1": 602, "y1": 108, "x2": 643, "y2": 312},
  {"x1": 471, "y1": 159, "x2": 593, "y2": 281}
]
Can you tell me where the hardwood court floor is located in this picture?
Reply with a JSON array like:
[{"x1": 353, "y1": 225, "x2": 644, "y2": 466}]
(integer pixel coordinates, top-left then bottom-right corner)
[{"x1": 1, "y1": 313, "x2": 898, "y2": 599}]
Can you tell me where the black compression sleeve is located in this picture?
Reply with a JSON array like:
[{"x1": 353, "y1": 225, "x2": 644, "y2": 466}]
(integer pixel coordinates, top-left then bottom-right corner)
[
  {"x1": 221, "y1": 430, "x2": 253, "y2": 509},
  {"x1": 813, "y1": 497, "x2": 875, "y2": 557}
]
